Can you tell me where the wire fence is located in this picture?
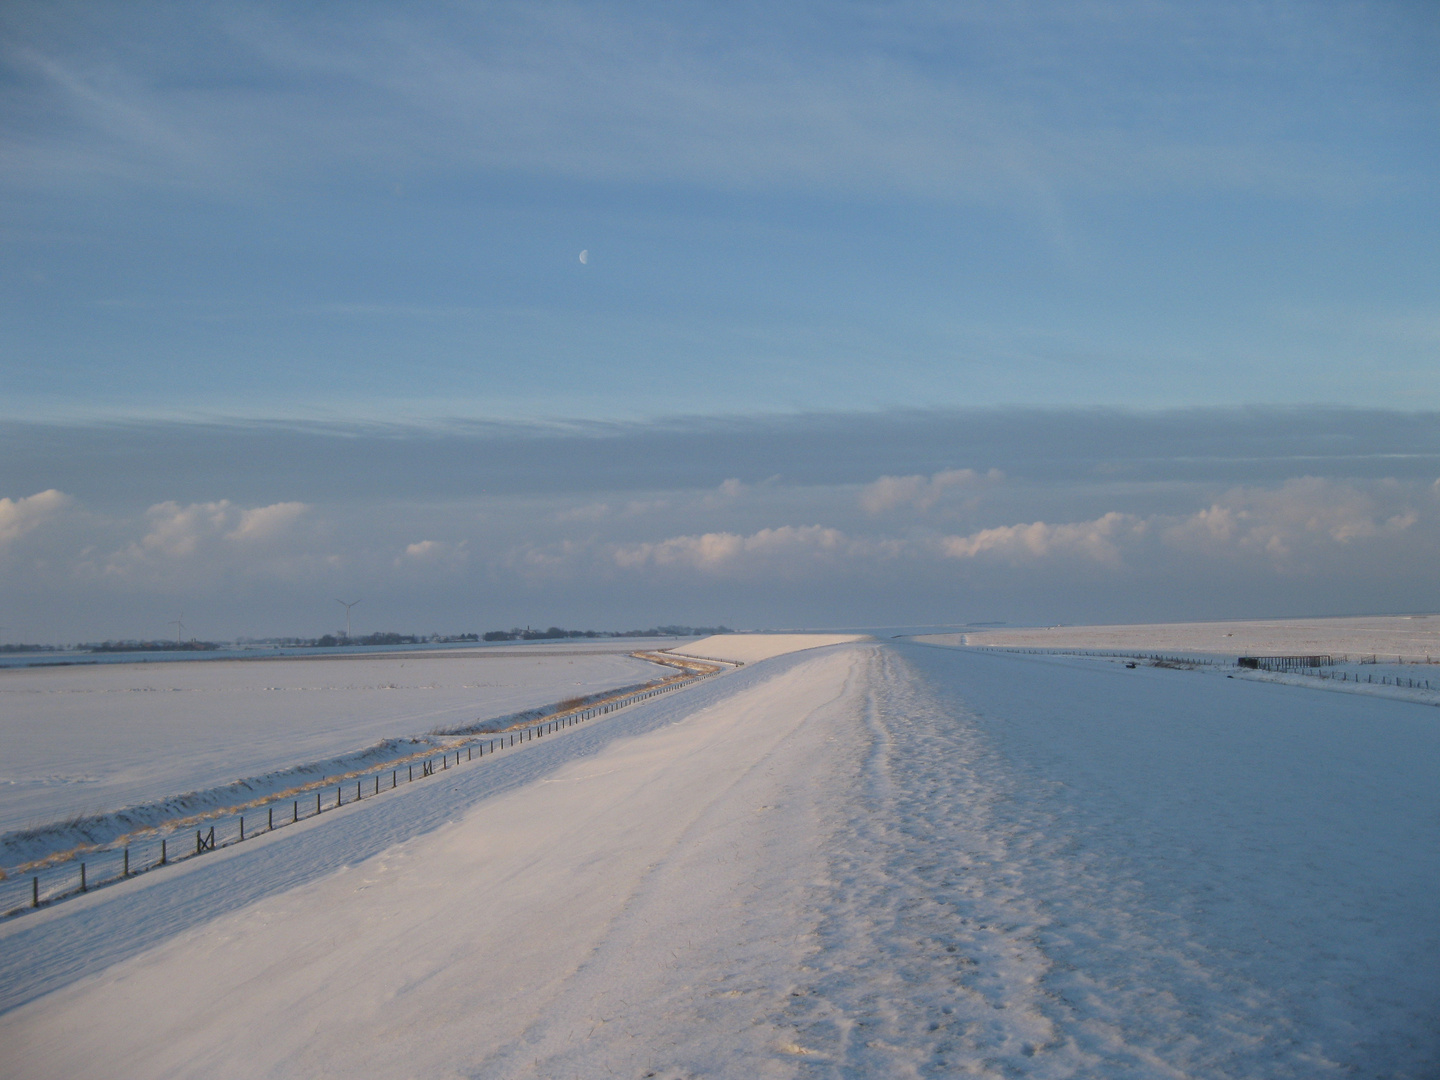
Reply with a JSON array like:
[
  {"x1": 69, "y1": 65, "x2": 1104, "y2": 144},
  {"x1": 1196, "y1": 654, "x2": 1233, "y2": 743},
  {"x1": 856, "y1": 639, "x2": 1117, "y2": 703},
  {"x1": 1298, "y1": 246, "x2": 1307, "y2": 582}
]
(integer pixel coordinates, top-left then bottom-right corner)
[
  {"x1": 973, "y1": 646, "x2": 1439, "y2": 666},
  {"x1": 970, "y1": 645, "x2": 1435, "y2": 692},
  {"x1": 967, "y1": 646, "x2": 1227, "y2": 666},
  {"x1": 1288, "y1": 667, "x2": 1433, "y2": 690},
  {"x1": 1, "y1": 663, "x2": 725, "y2": 919}
]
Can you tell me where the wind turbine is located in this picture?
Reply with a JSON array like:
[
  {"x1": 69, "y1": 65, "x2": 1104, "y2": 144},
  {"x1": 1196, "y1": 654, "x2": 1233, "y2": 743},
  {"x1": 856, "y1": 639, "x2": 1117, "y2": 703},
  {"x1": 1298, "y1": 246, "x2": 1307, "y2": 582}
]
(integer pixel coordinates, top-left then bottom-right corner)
[
  {"x1": 336, "y1": 599, "x2": 361, "y2": 640},
  {"x1": 170, "y1": 614, "x2": 186, "y2": 647}
]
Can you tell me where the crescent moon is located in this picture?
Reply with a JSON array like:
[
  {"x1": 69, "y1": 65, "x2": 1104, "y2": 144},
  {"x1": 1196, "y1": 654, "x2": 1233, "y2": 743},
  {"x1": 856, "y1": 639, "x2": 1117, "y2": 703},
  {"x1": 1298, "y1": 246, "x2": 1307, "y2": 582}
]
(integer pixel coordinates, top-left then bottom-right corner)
[{"x1": 579, "y1": 250, "x2": 588, "y2": 264}]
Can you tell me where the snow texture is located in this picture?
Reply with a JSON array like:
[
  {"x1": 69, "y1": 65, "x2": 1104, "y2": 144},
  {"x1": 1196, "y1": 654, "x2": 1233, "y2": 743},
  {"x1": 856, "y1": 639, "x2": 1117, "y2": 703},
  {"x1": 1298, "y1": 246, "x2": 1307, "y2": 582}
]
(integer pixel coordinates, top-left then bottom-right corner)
[{"x1": 2, "y1": 642, "x2": 1436, "y2": 1078}]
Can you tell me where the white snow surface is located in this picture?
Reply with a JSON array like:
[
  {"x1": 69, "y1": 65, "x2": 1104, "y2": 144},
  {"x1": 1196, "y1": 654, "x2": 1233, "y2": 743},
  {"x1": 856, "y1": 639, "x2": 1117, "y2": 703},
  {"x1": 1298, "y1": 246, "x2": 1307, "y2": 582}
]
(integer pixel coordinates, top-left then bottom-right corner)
[
  {"x1": 0, "y1": 648, "x2": 657, "y2": 837},
  {"x1": 673, "y1": 632, "x2": 870, "y2": 664},
  {"x1": 2, "y1": 642, "x2": 1437, "y2": 1078},
  {"x1": 925, "y1": 613, "x2": 1440, "y2": 660}
]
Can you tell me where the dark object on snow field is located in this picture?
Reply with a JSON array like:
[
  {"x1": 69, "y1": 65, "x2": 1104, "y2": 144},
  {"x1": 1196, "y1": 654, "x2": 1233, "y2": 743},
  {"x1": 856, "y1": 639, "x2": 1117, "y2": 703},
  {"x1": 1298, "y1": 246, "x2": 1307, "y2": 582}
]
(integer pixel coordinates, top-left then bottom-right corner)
[{"x1": 1238, "y1": 654, "x2": 1333, "y2": 671}]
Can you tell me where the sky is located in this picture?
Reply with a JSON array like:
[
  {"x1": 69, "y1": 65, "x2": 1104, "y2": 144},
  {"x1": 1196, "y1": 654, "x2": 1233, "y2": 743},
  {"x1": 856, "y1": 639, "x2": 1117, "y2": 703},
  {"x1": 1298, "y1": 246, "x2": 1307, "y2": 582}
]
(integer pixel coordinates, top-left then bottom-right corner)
[{"x1": 2, "y1": 1, "x2": 1438, "y2": 640}]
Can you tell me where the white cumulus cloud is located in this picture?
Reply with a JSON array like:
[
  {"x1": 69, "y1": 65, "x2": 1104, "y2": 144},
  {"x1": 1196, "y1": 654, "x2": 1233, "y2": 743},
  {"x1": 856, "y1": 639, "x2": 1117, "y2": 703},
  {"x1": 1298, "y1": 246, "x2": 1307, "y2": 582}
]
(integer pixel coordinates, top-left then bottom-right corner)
[
  {"x1": 98, "y1": 498, "x2": 321, "y2": 584},
  {"x1": 860, "y1": 469, "x2": 1001, "y2": 515},
  {"x1": 396, "y1": 539, "x2": 469, "y2": 570},
  {"x1": 228, "y1": 501, "x2": 309, "y2": 542},
  {"x1": 939, "y1": 512, "x2": 1144, "y2": 565},
  {"x1": 613, "y1": 524, "x2": 848, "y2": 573},
  {"x1": 1164, "y1": 478, "x2": 1418, "y2": 558},
  {"x1": 0, "y1": 490, "x2": 73, "y2": 547}
]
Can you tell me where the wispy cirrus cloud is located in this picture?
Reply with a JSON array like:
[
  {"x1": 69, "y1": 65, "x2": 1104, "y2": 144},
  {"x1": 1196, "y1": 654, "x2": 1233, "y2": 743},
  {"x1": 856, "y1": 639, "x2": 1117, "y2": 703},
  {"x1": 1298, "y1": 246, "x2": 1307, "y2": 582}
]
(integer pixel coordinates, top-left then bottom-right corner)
[{"x1": 1, "y1": 1, "x2": 1408, "y2": 205}]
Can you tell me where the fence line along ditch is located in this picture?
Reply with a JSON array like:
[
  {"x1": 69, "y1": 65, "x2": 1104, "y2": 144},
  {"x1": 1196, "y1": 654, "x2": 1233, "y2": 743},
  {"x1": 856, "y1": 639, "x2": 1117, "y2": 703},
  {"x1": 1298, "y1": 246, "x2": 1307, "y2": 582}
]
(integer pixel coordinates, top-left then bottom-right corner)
[
  {"x1": 1, "y1": 651, "x2": 729, "y2": 920},
  {"x1": 966, "y1": 644, "x2": 1437, "y2": 694}
]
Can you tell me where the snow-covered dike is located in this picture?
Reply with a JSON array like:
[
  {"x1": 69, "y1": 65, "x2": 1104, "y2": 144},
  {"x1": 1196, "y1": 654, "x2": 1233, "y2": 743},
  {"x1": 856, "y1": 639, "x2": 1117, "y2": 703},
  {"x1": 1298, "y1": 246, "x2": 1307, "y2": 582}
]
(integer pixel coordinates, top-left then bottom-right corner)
[{"x1": 2, "y1": 642, "x2": 1437, "y2": 1077}]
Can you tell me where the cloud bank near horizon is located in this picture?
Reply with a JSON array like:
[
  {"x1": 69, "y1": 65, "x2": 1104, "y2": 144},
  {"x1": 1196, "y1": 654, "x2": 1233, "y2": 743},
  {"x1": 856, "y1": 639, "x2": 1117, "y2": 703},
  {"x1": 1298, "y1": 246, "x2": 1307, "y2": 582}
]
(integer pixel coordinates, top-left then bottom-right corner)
[{"x1": 3, "y1": 408, "x2": 1438, "y2": 641}]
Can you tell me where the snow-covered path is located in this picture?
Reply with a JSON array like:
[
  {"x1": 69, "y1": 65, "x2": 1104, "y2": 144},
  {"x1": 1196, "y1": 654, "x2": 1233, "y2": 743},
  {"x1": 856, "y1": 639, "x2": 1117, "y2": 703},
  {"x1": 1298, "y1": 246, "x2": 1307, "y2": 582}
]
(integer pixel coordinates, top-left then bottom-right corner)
[{"x1": 2, "y1": 642, "x2": 1437, "y2": 1078}]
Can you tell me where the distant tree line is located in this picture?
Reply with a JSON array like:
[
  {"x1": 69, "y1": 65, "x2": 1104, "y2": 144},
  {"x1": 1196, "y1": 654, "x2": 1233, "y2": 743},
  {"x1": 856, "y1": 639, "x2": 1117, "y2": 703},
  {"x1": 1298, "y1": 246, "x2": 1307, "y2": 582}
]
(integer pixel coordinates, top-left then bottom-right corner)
[
  {"x1": 311, "y1": 632, "x2": 484, "y2": 647},
  {"x1": 482, "y1": 625, "x2": 730, "y2": 642},
  {"x1": 11, "y1": 626, "x2": 725, "y2": 654},
  {"x1": 235, "y1": 633, "x2": 481, "y2": 648},
  {"x1": 87, "y1": 640, "x2": 223, "y2": 653},
  {"x1": 268, "y1": 632, "x2": 482, "y2": 648}
]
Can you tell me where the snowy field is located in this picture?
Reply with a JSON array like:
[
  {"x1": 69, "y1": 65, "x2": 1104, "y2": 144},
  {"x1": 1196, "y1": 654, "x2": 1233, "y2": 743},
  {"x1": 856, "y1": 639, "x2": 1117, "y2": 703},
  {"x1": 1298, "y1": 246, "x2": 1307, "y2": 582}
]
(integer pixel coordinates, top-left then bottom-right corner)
[
  {"x1": 674, "y1": 632, "x2": 870, "y2": 664},
  {"x1": 0, "y1": 646, "x2": 659, "y2": 841},
  {"x1": 2, "y1": 636, "x2": 1437, "y2": 1077},
  {"x1": 925, "y1": 613, "x2": 1440, "y2": 660}
]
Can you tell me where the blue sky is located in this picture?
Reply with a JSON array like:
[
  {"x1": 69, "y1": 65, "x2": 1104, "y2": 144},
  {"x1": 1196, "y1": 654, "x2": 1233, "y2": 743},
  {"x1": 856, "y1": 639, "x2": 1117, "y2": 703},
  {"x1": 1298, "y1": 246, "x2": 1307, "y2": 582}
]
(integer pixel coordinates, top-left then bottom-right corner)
[
  {"x1": 5, "y1": 0, "x2": 1437, "y2": 421},
  {"x1": 1, "y1": 2, "x2": 1438, "y2": 638}
]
